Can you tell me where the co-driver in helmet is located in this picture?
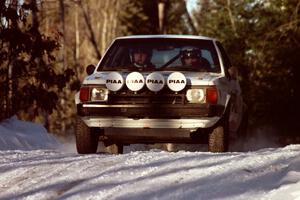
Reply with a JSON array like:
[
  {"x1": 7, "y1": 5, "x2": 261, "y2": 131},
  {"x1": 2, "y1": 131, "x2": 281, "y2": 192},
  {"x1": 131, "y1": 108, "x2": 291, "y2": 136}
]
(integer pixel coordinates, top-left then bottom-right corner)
[{"x1": 181, "y1": 47, "x2": 211, "y2": 71}]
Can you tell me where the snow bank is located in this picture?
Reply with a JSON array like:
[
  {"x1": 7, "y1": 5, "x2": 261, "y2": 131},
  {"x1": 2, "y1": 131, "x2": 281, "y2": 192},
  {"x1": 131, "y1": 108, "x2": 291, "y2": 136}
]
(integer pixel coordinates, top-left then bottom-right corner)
[{"x1": 0, "y1": 116, "x2": 59, "y2": 150}]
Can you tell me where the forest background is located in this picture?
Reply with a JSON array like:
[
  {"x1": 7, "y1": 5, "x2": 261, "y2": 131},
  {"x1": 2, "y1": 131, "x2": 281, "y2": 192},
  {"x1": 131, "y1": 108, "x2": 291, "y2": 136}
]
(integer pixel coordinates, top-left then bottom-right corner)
[{"x1": 0, "y1": 0, "x2": 299, "y2": 142}]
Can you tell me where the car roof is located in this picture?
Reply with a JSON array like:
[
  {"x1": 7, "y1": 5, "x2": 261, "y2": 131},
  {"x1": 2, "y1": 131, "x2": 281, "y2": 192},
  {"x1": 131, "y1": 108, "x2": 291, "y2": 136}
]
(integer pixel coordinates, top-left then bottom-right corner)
[{"x1": 115, "y1": 34, "x2": 217, "y2": 41}]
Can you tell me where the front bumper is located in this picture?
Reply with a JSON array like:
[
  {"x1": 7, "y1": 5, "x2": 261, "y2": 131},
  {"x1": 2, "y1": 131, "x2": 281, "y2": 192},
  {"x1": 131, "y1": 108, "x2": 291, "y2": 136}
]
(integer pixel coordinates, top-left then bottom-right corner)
[{"x1": 81, "y1": 116, "x2": 220, "y2": 129}]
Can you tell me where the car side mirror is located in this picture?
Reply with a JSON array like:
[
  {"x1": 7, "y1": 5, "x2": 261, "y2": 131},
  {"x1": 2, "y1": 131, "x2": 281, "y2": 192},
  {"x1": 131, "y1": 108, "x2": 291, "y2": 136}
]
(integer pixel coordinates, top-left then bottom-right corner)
[
  {"x1": 86, "y1": 64, "x2": 96, "y2": 75},
  {"x1": 228, "y1": 66, "x2": 238, "y2": 80}
]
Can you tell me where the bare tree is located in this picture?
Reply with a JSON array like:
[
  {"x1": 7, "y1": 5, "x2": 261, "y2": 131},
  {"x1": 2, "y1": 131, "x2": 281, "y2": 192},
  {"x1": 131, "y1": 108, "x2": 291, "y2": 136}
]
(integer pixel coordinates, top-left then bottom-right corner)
[
  {"x1": 183, "y1": 0, "x2": 197, "y2": 35},
  {"x1": 77, "y1": 0, "x2": 101, "y2": 60},
  {"x1": 59, "y1": 0, "x2": 66, "y2": 68},
  {"x1": 75, "y1": 2, "x2": 80, "y2": 62},
  {"x1": 32, "y1": 0, "x2": 123, "y2": 134},
  {"x1": 226, "y1": 0, "x2": 238, "y2": 37}
]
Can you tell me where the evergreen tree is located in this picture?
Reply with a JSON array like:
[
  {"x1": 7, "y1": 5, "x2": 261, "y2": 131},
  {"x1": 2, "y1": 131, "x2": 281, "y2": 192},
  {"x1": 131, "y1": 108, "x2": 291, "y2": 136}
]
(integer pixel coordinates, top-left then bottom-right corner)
[
  {"x1": 193, "y1": 0, "x2": 300, "y2": 131},
  {"x1": 0, "y1": 0, "x2": 74, "y2": 124}
]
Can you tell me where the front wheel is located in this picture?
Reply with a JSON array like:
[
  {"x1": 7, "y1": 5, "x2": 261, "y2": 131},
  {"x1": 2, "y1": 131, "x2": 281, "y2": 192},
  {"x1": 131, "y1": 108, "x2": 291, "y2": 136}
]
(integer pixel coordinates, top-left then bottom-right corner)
[
  {"x1": 208, "y1": 126, "x2": 227, "y2": 152},
  {"x1": 75, "y1": 117, "x2": 99, "y2": 154}
]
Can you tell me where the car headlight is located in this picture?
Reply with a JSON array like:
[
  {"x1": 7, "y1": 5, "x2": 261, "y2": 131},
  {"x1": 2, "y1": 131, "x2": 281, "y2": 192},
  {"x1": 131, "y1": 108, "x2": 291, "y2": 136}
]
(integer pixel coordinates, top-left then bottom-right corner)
[
  {"x1": 186, "y1": 89, "x2": 205, "y2": 103},
  {"x1": 91, "y1": 87, "x2": 108, "y2": 101}
]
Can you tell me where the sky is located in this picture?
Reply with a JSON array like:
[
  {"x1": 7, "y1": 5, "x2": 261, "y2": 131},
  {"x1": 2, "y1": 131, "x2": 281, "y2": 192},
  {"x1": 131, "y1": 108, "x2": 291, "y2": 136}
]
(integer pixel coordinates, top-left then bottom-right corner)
[{"x1": 187, "y1": 0, "x2": 198, "y2": 13}]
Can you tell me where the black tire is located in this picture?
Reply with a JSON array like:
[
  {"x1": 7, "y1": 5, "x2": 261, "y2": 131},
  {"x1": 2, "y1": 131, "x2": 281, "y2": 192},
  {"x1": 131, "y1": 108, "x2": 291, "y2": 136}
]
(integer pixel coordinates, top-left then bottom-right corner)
[
  {"x1": 106, "y1": 143, "x2": 123, "y2": 154},
  {"x1": 75, "y1": 117, "x2": 99, "y2": 154},
  {"x1": 208, "y1": 126, "x2": 227, "y2": 152},
  {"x1": 208, "y1": 108, "x2": 229, "y2": 153}
]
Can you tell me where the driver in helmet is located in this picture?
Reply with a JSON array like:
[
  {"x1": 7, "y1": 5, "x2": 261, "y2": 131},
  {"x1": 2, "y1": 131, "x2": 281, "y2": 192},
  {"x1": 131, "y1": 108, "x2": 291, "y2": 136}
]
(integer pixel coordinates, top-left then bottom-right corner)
[
  {"x1": 130, "y1": 47, "x2": 155, "y2": 71},
  {"x1": 181, "y1": 47, "x2": 211, "y2": 71}
]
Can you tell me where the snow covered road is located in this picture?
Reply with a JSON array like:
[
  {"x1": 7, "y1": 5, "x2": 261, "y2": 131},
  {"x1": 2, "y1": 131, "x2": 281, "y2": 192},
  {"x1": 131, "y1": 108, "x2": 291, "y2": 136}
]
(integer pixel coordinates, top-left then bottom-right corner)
[
  {"x1": 1, "y1": 146, "x2": 300, "y2": 200},
  {"x1": 0, "y1": 117, "x2": 300, "y2": 200}
]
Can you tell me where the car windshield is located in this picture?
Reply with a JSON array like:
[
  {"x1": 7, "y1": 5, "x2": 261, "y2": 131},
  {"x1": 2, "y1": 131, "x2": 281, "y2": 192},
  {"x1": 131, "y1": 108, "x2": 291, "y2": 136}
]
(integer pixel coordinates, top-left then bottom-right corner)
[{"x1": 98, "y1": 38, "x2": 221, "y2": 72}]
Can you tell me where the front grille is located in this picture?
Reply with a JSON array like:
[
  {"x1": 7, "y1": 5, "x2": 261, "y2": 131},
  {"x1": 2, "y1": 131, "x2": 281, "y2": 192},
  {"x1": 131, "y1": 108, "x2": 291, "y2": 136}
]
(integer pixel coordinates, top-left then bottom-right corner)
[
  {"x1": 108, "y1": 88, "x2": 186, "y2": 105},
  {"x1": 108, "y1": 94, "x2": 185, "y2": 104}
]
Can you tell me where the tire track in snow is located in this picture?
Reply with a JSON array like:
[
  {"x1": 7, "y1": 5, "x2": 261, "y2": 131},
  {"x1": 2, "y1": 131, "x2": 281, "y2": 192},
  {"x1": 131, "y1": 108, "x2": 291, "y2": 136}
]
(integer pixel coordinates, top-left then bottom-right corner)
[{"x1": 0, "y1": 146, "x2": 300, "y2": 200}]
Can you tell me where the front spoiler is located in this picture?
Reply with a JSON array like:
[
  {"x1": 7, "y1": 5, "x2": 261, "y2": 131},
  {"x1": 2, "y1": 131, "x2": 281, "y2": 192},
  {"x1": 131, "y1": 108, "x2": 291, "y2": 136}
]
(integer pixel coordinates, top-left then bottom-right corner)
[{"x1": 81, "y1": 116, "x2": 220, "y2": 129}]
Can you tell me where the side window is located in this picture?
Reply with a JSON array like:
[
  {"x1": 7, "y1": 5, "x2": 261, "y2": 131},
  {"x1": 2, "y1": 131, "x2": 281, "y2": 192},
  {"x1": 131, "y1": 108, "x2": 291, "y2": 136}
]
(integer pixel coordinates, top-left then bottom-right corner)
[
  {"x1": 216, "y1": 41, "x2": 232, "y2": 77},
  {"x1": 201, "y1": 50, "x2": 213, "y2": 65}
]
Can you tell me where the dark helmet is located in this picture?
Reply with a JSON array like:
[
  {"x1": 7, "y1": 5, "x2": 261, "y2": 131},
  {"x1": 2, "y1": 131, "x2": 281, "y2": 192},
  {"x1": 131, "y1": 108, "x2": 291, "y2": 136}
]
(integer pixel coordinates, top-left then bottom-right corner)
[
  {"x1": 130, "y1": 47, "x2": 152, "y2": 56},
  {"x1": 130, "y1": 47, "x2": 152, "y2": 63},
  {"x1": 180, "y1": 47, "x2": 202, "y2": 66},
  {"x1": 180, "y1": 47, "x2": 202, "y2": 59}
]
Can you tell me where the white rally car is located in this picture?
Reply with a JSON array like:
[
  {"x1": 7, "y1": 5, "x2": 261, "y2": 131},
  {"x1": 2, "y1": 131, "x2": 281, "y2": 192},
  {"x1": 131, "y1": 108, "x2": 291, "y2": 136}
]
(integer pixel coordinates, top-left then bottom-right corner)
[{"x1": 75, "y1": 35, "x2": 247, "y2": 154}]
